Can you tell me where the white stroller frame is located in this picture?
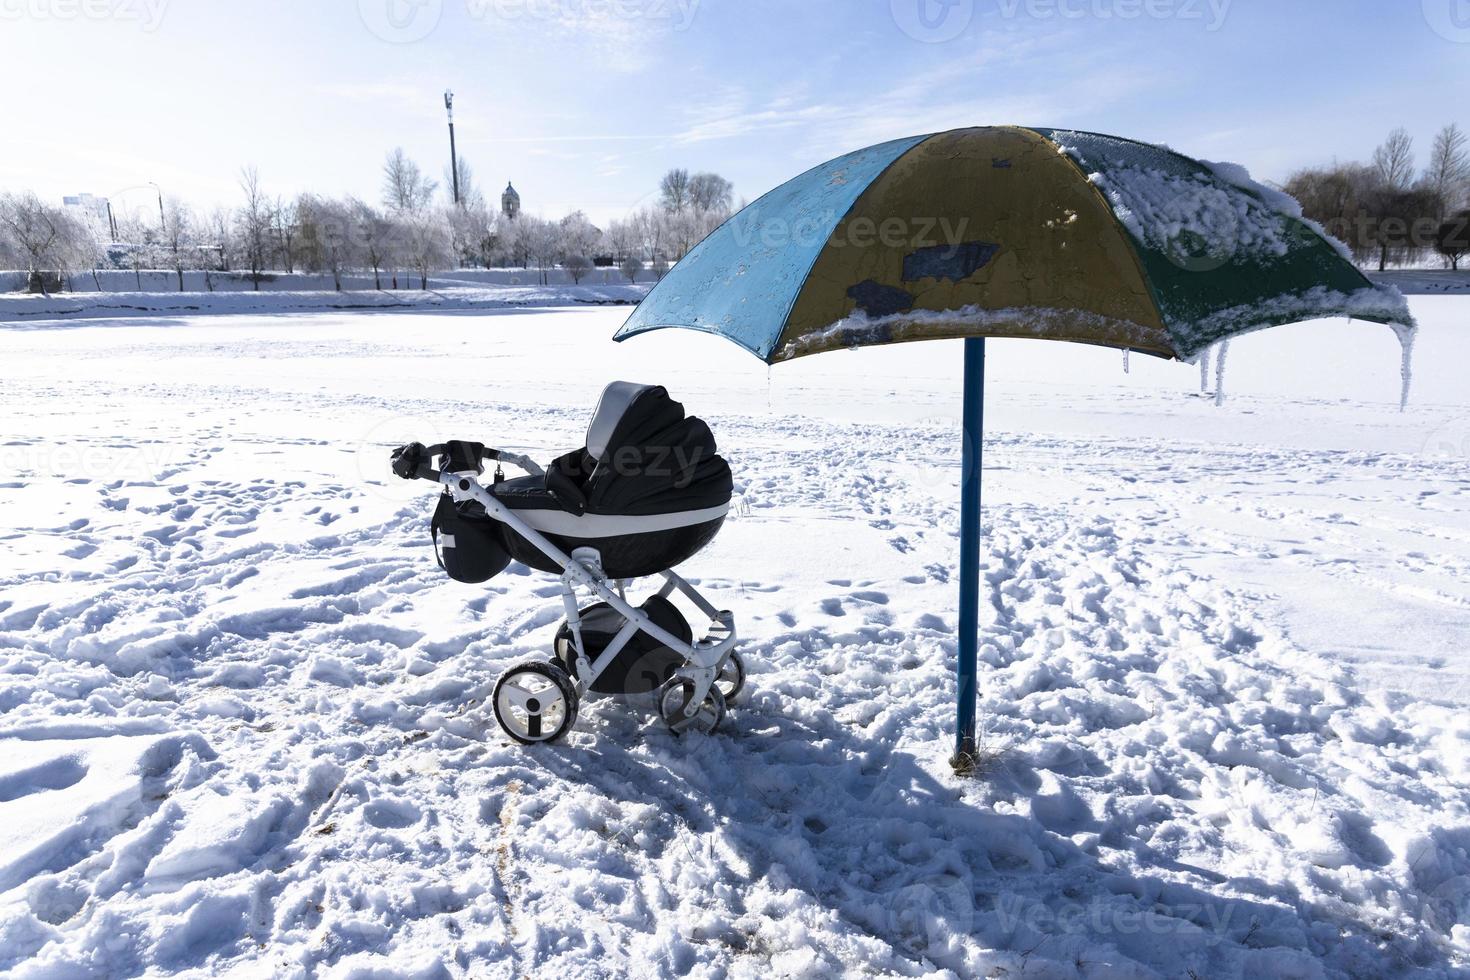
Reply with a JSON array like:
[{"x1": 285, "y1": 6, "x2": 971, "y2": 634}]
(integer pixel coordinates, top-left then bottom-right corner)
[{"x1": 433, "y1": 451, "x2": 741, "y2": 741}]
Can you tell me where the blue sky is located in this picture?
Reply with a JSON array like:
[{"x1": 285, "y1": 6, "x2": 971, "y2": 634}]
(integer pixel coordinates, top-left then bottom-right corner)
[{"x1": 3, "y1": 0, "x2": 1467, "y2": 225}]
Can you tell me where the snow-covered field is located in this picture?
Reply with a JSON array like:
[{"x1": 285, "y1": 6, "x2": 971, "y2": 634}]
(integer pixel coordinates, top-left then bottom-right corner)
[{"x1": 1, "y1": 301, "x2": 1469, "y2": 978}]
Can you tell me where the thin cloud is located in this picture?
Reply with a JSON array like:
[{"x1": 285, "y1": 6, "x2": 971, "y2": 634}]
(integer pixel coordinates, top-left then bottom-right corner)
[{"x1": 669, "y1": 30, "x2": 1160, "y2": 158}]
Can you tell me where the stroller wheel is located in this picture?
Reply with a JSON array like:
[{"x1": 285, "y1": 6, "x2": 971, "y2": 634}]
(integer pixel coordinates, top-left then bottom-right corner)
[
  {"x1": 658, "y1": 678, "x2": 726, "y2": 736},
  {"x1": 493, "y1": 660, "x2": 579, "y2": 744},
  {"x1": 715, "y1": 651, "x2": 746, "y2": 703}
]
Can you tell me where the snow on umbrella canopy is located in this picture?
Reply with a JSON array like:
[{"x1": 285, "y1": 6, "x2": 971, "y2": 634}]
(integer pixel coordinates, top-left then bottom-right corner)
[{"x1": 615, "y1": 126, "x2": 1416, "y2": 390}]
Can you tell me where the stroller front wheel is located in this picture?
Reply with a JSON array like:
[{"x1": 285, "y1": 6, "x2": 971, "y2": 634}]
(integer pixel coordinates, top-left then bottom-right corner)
[
  {"x1": 715, "y1": 651, "x2": 746, "y2": 703},
  {"x1": 493, "y1": 660, "x2": 579, "y2": 744},
  {"x1": 658, "y1": 677, "x2": 726, "y2": 736}
]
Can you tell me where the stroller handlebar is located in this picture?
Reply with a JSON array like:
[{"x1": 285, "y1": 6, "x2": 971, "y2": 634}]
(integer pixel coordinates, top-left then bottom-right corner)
[{"x1": 390, "y1": 441, "x2": 545, "y2": 483}]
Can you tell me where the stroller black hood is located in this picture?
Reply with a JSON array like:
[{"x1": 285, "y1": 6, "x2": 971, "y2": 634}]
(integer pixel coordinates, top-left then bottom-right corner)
[{"x1": 547, "y1": 383, "x2": 733, "y2": 518}]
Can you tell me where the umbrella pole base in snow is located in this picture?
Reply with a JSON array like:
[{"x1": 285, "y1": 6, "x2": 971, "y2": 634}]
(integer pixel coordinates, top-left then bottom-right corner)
[{"x1": 950, "y1": 740, "x2": 980, "y2": 776}]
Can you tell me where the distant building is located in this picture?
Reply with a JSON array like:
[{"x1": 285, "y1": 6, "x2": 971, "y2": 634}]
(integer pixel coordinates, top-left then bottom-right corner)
[
  {"x1": 501, "y1": 182, "x2": 521, "y2": 220},
  {"x1": 63, "y1": 193, "x2": 113, "y2": 240}
]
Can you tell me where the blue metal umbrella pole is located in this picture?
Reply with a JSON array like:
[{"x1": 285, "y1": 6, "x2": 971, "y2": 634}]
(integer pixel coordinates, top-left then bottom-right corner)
[{"x1": 952, "y1": 338, "x2": 985, "y2": 774}]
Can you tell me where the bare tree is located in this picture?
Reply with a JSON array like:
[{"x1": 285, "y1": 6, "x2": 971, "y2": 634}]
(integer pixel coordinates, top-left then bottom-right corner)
[
  {"x1": 1425, "y1": 124, "x2": 1470, "y2": 220},
  {"x1": 634, "y1": 206, "x2": 665, "y2": 263},
  {"x1": 1365, "y1": 185, "x2": 1441, "y2": 270},
  {"x1": 666, "y1": 208, "x2": 701, "y2": 260},
  {"x1": 184, "y1": 237, "x2": 219, "y2": 291},
  {"x1": 295, "y1": 196, "x2": 358, "y2": 291},
  {"x1": 405, "y1": 209, "x2": 451, "y2": 289},
  {"x1": 524, "y1": 218, "x2": 560, "y2": 285},
  {"x1": 274, "y1": 197, "x2": 299, "y2": 273},
  {"x1": 0, "y1": 219, "x2": 18, "y2": 273},
  {"x1": 688, "y1": 172, "x2": 733, "y2": 215},
  {"x1": 116, "y1": 212, "x2": 157, "y2": 290},
  {"x1": 447, "y1": 199, "x2": 493, "y2": 267},
  {"x1": 620, "y1": 255, "x2": 643, "y2": 283},
  {"x1": 558, "y1": 211, "x2": 600, "y2": 262},
  {"x1": 0, "y1": 191, "x2": 97, "y2": 295},
  {"x1": 1372, "y1": 128, "x2": 1416, "y2": 192},
  {"x1": 660, "y1": 168, "x2": 691, "y2": 214},
  {"x1": 237, "y1": 166, "x2": 273, "y2": 290},
  {"x1": 382, "y1": 148, "x2": 437, "y2": 213},
  {"x1": 1284, "y1": 163, "x2": 1378, "y2": 262},
  {"x1": 205, "y1": 207, "x2": 234, "y2": 273},
  {"x1": 352, "y1": 199, "x2": 395, "y2": 290},
  {"x1": 159, "y1": 198, "x2": 195, "y2": 291},
  {"x1": 604, "y1": 218, "x2": 640, "y2": 263},
  {"x1": 564, "y1": 253, "x2": 593, "y2": 284},
  {"x1": 495, "y1": 213, "x2": 529, "y2": 268},
  {"x1": 55, "y1": 212, "x2": 104, "y2": 292},
  {"x1": 1437, "y1": 210, "x2": 1470, "y2": 270},
  {"x1": 444, "y1": 157, "x2": 483, "y2": 210}
]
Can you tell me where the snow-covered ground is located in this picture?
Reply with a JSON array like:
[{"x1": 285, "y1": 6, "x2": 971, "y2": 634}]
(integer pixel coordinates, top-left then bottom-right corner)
[{"x1": 1, "y1": 300, "x2": 1468, "y2": 978}]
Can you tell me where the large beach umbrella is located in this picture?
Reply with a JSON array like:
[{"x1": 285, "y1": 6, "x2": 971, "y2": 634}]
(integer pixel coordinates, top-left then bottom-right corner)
[{"x1": 613, "y1": 126, "x2": 1415, "y2": 771}]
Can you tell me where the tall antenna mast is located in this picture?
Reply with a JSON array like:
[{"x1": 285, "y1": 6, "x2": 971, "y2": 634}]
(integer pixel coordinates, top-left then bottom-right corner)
[{"x1": 445, "y1": 90, "x2": 461, "y2": 207}]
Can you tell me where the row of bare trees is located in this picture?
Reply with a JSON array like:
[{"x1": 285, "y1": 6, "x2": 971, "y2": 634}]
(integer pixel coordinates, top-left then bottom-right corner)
[
  {"x1": 599, "y1": 169, "x2": 736, "y2": 279},
  {"x1": 1, "y1": 151, "x2": 738, "y2": 294},
  {"x1": 1284, "y1": 123, "x2": 1470, "y2": 270},
  {"x1": 0, "y1": 192, "x2": 104, "y2": 294}
]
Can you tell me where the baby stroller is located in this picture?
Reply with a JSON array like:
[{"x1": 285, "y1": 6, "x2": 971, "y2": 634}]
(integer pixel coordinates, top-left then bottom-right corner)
[{"x1": 391, "y1": 382, "x2": 744, "y2": 743}]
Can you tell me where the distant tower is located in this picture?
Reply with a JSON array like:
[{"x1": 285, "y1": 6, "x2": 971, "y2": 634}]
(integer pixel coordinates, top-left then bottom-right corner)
[{"x1": 501, "y1": 182, "x2": 521, "y2": 220}]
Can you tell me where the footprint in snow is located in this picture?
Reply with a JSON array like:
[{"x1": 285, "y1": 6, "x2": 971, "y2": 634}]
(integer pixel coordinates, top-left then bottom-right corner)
[
  {"x1": 913, "y1": 612, "x2": 949, "y2": 632},
  {"x1": 738, "y1": 582, "x2": 782, "y2": 594},
  {"x1": 363, "y1": 798, "x2": 422, "y2": 830},
  {"x1": 0, "y1": 756, "x2": 88, "y2": 802}
]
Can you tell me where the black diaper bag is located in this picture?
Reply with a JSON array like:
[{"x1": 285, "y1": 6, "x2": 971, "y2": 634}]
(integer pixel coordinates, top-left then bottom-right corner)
[{"x1": 431, "y1": 492, "x2": 511, "y2": 584}]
